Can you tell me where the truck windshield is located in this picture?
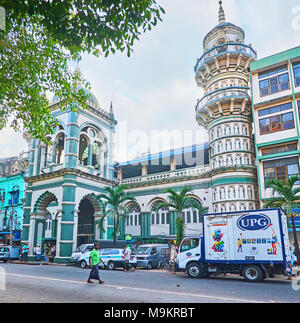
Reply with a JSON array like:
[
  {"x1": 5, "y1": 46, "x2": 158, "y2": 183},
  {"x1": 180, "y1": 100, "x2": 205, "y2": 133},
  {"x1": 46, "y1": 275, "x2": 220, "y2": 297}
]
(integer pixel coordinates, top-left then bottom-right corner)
[
  {"x1": 136, "y1": 247, "x2": 151, "y2": 255},
  {"x1": 180, "y1": 238, "x2": 199, "y2": 252}
]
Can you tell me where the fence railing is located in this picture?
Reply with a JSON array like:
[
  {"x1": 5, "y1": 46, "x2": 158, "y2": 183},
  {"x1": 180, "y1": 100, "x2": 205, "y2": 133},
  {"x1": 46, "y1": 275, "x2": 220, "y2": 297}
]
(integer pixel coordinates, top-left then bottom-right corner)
[
  {"x1": 196, "y1": 87, "x2": 250, "y2": 111},
  {"x1": 194, "y1": 42, "x2": 257, "y2": 74}
]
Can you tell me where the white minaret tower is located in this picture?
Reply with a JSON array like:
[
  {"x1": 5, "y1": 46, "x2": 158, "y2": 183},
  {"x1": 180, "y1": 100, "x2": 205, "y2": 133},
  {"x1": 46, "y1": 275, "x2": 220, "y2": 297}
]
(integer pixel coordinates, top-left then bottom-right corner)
[{"x1": 195, "y1": 1, "x2": 259, "y2": 213}]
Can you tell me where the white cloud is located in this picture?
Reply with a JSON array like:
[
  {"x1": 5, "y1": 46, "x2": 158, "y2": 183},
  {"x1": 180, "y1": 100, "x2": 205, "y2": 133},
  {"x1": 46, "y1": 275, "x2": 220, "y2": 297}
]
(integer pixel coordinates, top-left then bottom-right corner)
[{"x1": 0, "y1": 127, "x2": 28, "y2": 158}]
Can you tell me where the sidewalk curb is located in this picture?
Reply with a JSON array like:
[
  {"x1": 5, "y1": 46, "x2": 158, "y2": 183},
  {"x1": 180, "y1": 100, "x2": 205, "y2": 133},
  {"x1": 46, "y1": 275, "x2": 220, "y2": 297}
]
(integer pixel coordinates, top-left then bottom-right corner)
[{"x1": 9, "y1": 261, "x2": 73, "y2": 267}]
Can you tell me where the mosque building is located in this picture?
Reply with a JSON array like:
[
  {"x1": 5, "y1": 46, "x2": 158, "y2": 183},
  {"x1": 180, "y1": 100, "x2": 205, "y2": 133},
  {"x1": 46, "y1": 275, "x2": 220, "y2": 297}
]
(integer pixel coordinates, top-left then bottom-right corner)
[{"x1": 19, "y1": 1, "x2": 300, "y2": 261}]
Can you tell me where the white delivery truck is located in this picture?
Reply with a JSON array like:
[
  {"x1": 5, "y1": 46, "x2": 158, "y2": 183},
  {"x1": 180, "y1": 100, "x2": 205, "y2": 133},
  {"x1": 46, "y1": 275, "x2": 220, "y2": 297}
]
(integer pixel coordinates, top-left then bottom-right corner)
[{"x1": 177, "y1": 208, "x2": 291, "y2": 282}]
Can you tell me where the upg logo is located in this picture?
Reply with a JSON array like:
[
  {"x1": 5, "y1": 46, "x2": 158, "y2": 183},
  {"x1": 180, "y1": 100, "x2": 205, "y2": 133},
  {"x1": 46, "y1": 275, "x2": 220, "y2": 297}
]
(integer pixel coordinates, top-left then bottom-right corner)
[
  {"x1": 237, "y1": 213, "x2": 271, "y2": 231},
  {"x1": 0, "y1": 6, "x2": 5, "y2": 31}
]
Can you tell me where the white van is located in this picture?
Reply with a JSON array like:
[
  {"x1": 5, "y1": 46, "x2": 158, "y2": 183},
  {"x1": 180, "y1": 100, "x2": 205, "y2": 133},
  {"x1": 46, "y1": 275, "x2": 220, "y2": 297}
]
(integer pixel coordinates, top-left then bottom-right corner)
[
  {"x1": 70, "y1": 244, "x2": 94, "y2": 268},
  {"x1": 70, "y1": 244, "x2": 137, "y2": 270}
]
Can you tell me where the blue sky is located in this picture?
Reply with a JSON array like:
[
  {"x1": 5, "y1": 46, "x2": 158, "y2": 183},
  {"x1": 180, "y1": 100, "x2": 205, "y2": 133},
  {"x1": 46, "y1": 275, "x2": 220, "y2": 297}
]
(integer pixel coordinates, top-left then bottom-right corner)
[{"x1": 1, "y1": 0, "x2": 300, "y2": 161}]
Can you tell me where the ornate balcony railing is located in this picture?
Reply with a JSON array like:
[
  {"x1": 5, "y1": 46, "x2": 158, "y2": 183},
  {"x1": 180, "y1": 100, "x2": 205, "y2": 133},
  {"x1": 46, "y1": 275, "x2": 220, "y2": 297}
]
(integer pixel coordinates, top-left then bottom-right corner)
[
  {"x1": 196, "y1": 86, "x2": 250, "y2": 112},
  {"x1": 121, "y1": 164, "x2": 211, "y2": 185},
  {"x1": 194, "y1": 42, "x2": 257, "y2": 75}
]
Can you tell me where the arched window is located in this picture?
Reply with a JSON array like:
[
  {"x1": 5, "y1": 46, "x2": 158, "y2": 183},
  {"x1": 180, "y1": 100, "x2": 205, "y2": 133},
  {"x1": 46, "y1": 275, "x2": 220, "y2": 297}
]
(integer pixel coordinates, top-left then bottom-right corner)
[
  {"x1": 239, "y1": 186, "x2": 245, "y2": 199},
  {"x1": 56, "y1": 133, "x2": 65, "y2": 164},
  {"x1": 234, "y1": 124, "x2": 239, "y2": 135},
  {"x1": 229, "y1": 186, "x2": 235, "y2": 199},
  {"x1": 126, "y1": 204, "x2": 140, "y2": 227},
  {"x1": 91, "y1": 142, "x2": 101, "y2": 170},
  {"x1": 248, "y1": 187, "x2": 253, "y2": 199},
  {"x1": 0, "y1": 188, "x2": 5, "y2": 205},
  {"x1": 79, "y1": 135, "x2": 89, "y2": 166},
  {"x1": 183, "y1": 198, "x2": 203, "y2": 224},
  {"x1": 151, "y1": 201, "x2": 169, "y2": 225}
]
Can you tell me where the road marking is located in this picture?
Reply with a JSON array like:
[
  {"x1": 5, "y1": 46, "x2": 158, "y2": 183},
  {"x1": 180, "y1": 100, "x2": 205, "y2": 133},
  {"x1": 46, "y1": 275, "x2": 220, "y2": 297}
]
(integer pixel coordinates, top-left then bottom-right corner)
[{"x1": 5, "y1": 272, "x2": 266, "y2": 303}]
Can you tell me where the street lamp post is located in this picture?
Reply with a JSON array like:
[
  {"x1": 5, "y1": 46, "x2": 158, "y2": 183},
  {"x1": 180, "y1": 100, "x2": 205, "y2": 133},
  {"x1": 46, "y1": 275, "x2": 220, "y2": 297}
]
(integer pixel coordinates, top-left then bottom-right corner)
[{"x1": 9, "y1": 191, "x2": 14, "y2": 246}]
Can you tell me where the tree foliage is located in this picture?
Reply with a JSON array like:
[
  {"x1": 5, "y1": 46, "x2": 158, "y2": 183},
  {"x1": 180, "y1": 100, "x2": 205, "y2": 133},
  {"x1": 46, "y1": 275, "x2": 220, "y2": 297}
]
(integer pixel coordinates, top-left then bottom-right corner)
[
  {"x1": 263, "y1": 176, "x2": 300, "y2": 263},
  {"x1": 0, "y1": 0, "x2": 165, "y2": 141},
  {"x1": 2, "y1": 0, "x2": 165, "y2": 58},
  {"x1": 0, "y1": 16, "x2": 90, "y2": 141},
  {"x1": 96, "y1": 184, "x2": 136, "y2": 243},
  {"x1": 156, "y1": 187, "x2": 204, "y2": 245}
]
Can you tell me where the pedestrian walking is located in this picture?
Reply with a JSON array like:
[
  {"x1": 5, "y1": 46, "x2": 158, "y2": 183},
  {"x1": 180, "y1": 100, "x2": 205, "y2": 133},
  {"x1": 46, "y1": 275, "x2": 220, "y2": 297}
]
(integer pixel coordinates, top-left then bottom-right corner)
[
  {"x1": 170, "y1": 244, "x2": 178, "y2": 274},
  {"x1": 87, "y1": 243, "x2": 105, "y2": 284},
  {"x1": 44, "y1": 245, "x2": 49, "y2": 262},
  {"x1": 49, "y1": 244, "x2": 56, "y2": 262},
  {"x1": 123, "y1": 245, "x2": 132, "y2": 272},
  {"x1": 36, "y1": 245, "x2": 41, "y2": 261},
  {"x1": 21, "y1": 243, "x2": 29, "y2": 262}
]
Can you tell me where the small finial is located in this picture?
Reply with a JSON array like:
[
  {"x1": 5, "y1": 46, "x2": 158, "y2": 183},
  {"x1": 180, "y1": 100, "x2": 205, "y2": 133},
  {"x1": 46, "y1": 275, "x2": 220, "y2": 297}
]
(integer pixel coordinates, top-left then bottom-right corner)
[
  {"x1": 218, "y1": 0, "x2": 225, "y2": 23},
  {"x1": 109, "y1": 101, "x2": 114, "y2": 118}
]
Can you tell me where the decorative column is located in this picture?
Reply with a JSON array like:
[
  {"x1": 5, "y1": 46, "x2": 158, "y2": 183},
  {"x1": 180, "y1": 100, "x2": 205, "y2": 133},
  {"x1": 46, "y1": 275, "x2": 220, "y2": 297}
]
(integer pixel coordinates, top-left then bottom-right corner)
[
  {"x1": 21, "y1": 183, "x2": 33, "y2": 255},
  {"x1": 140, "y1": 212, "x2": 150, "y2": 238},
  {"x1": 55, "y1": 180, "x2": 77, "y2": 263},
  {"x1": 65, "y1": 107, "x2": 79, "y2": 169}
]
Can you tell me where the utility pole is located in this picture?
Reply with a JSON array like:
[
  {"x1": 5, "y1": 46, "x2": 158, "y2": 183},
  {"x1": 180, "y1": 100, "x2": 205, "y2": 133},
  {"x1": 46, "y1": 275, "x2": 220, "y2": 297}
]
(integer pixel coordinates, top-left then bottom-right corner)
[{"x1": 9, "y1": 190, "x2": 14, "y2": 246}]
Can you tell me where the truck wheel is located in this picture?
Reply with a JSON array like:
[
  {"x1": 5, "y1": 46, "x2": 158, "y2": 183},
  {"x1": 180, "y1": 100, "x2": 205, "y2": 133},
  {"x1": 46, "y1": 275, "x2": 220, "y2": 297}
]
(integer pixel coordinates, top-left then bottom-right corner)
[
  {"x1": 187, "y1": 263, "x2": 203, "y2": 278},
  {"x1": 242, "y1": 265, "x2": 263, "y2": 282},
  {"x1": 80, "y1": 260, "x2": 87, "y2": 269},
  {"x1": 107, "y1": 261, "x2": 115, "y2": 270},
  {"x1": 146, "y1": 263, "x2": 153, "y2": 270}
]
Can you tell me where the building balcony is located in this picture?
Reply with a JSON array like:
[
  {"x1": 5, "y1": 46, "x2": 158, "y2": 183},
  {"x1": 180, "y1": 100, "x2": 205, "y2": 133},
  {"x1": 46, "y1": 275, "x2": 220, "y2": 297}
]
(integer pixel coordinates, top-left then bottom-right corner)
[
  {"x1": 121, "y1": 164, "x2": 211, "y2": 186},
  {"x1": 196, "y1": 86, "x2": 250, "y2": 113},
  {"x1": 194, "y1": 42, "x2": 257, "y2": 76}
]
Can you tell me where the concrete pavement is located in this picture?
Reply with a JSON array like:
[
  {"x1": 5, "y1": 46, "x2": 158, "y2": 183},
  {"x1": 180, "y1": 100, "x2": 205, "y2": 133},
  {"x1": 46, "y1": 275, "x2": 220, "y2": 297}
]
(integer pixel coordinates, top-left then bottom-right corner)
[{"x1": 0, "y1": 263, "x2": 299, "y2": 303}]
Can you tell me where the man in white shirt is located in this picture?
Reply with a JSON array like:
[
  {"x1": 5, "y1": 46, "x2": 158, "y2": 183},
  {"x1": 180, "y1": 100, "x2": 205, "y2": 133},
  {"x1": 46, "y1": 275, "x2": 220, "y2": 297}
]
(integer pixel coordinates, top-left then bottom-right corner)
[
  {"x1": 123, "y1": 245, "x2": 132, "y2": 272},
  {"x1": 36, "y1": 246, "x2": 41, "y2": 261}
]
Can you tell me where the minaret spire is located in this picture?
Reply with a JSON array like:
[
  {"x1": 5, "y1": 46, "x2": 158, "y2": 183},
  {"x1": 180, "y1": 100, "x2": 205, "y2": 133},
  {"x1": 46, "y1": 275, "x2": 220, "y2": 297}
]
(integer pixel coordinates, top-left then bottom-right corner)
[{"x1": 218, "y1": 0, "x2": 225, "y2": 23}]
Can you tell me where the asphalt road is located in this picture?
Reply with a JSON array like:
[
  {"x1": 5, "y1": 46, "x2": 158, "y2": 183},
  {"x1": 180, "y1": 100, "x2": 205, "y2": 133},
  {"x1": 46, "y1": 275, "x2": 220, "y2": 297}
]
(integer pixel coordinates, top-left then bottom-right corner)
[{"x1": 0, "y1": 263, "x2": 299, "y2": 303}]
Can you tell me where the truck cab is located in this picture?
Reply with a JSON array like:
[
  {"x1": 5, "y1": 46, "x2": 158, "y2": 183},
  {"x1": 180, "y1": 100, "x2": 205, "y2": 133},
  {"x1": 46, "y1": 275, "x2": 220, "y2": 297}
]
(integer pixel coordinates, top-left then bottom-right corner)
[{"x1": 177, "y1": 236, "x2": 204, "y2": 278}]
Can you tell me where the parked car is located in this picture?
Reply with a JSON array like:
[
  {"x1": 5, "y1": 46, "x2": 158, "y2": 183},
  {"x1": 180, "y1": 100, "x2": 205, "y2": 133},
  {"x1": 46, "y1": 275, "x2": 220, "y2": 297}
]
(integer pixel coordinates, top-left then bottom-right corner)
[
  {"x1": 70, "y1": 245, "x2": 137, "y2": 270},
  {"x1": 69, "y1": 244, "x2": 95, "y2": 268},
  {"x1": 135, "y1": 244, "x2": 170, "y2": 269},
  {"x1": 6, "y1": 246, "x2": 20, "y2": 259},
  {"x1": 99, "y1": 248, "x2": 137, "y2": 270},
  {"x1": 0, "y1": 246, "x2": 10, "y2": 263}
]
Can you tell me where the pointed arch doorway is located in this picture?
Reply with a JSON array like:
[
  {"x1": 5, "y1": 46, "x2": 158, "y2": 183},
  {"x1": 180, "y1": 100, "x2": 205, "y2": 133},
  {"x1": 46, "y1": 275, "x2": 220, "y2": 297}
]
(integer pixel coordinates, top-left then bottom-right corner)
[{"x1": 77, "y1": 198, "x2": 95, "y2": 246}]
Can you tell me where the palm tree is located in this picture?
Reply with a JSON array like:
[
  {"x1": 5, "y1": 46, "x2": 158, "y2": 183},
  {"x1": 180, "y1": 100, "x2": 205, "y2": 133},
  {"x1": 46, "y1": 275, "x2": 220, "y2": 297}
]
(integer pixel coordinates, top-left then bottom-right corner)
[
  {"x1": 96, "y1": 184, "x2": 136, "y2": 245},
  {"x1": 156, "y1": 186, "x2": 205, "y2": 245},
  {"x1": 264, "y1": 175, "x2": 300, "y2": 263}
]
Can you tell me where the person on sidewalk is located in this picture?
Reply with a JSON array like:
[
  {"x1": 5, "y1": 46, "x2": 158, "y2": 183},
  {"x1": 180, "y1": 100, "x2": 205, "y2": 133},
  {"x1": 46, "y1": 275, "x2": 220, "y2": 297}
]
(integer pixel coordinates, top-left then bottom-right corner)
[
  {"x1": 87, "y1": 243, "x2": 105, "y2": 284},
  {"x1": 170, "y1": 244, "x2": 178, "y2": 274},
  {"x1": 123, "y1": 245, "x2": 132, "y2": 272},
  {"x1": 21, "y1": 243, "x2": 29, "y2": 262},
  {"x1": 36, "y1": 245, "x2": 41, "y2": 262}
]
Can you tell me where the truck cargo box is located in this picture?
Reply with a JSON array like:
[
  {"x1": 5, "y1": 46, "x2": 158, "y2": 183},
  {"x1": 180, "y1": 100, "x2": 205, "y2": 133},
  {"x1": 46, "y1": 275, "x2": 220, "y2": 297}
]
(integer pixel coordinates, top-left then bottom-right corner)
[{"x1": 203, "y1": 208, "x2": 290, "y2": 265}]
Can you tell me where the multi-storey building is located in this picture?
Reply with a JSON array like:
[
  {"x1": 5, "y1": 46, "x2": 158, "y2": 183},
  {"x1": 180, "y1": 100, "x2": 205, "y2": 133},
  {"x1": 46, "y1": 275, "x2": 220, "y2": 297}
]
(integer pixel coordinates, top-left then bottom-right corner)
[
  {"x1": 0, "y1": 156, "x2": 27, "y2": 245},
  {"x1": 250, "y1": 46, "x2": 300, "y2": 241}
]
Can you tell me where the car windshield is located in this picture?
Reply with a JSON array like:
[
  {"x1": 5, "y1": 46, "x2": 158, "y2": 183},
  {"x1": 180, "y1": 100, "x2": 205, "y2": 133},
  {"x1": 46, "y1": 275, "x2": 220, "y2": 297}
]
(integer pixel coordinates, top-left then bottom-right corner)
[
  {"x1": 73, "y1": 245, "x2": 86, "y2": 253},
  {"x1": 136, "y1": 247, "x2": 151, "y2": 255}
]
